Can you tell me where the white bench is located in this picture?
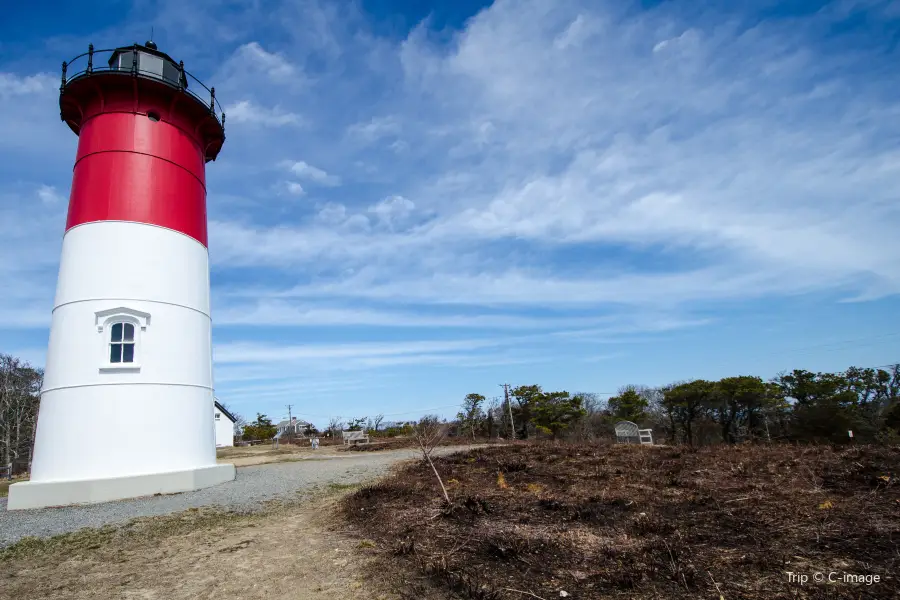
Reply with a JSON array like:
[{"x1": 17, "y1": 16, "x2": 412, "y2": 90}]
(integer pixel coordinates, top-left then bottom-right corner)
[
  {"x1": 342, "y1": 430, "x2": 370, "y2": 445},
  {"x1": 615, "y1": 421, "x2": 653, "y2": 445}
]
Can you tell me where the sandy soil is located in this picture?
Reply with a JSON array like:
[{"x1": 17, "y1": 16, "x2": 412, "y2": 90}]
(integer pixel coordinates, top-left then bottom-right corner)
[
  {"x1": 216, "y1": 444, "x2": 346, "y2": 467},
  {"x1": 0, "y1": 492, "x2": 406, "y2": 600},
  {"x1": 1, "y1": 446, "x2": 482, "y2": 599}
]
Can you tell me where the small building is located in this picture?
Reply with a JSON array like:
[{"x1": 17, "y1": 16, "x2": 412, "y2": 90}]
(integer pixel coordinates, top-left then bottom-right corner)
[
  {"x1": 214, "y1": 400, "x2": 237, "y2": 447},
  {"x1": 276, "y1": 416, "x2": 312, "y2": 437}
]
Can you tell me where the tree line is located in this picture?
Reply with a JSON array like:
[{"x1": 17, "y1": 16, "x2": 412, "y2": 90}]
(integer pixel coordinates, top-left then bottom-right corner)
[
  {"x1": 3, "y1": 350, "x2": 897, "y2": 471},
  {"x1": 454, "y1": 365, "x2": 900, "y2": 446},
  {"x1": 456, "y1": 387, "x2": 587, "y2": 441},
  {"x1": 236, "y1": 364, "x2": 900, "y2": 447},
  {"x1": 641, "y1": 366, "x2": 900, "y2": 446}
]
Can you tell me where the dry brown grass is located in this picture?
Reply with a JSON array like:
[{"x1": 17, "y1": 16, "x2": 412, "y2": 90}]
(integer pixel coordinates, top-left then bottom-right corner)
[
  {"x1": 1, "y1": 491, "x2": 402, "y2": 600},
  {"x1": 342, "y1": 436, "x2": 493, "y2": 453},
  {"x1": 342, "y1": 442, "x2": 899, "y2": 600},
  {"x1": 215, "y1": 444, "x2": 349, "y2": 466}
]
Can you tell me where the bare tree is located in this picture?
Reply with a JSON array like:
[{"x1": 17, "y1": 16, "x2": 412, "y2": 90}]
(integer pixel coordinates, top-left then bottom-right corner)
[
  {"x1": 327, "y1": 416, "x2": 344, "y2": 441},
  {"x1": 485, "y1": 397, "x2": 500, "y2": 439},
  {"x1": 414, "y1": 415, "x2": 450, "y2": 504},
  {"x1": 568, "y1": 392, "x2": 605, "y2": 441},
  {"x1": 0, "y1": 354, "x2": 43, "y2": 474},
  {"x1": 217, "y1": 401, "x2": 247, "y2": 438},
  {"x1": 372, "y1": 413, "x2": 385, "y2": 432}
]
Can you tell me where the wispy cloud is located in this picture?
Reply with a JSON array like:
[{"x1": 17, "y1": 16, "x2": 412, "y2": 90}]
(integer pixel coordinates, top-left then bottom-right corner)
[
  {"x1": 224, "y1": 100, "x2": 304, "y2": 127},
  {"x1": 214, "y1": 337, "x2": 511, "y2": 364},
  {"x1": 3, "y1": 0, "x2": 900, "y2": 420},
  {"x1": 279, "y1": 160, "x2": 340, "y2": 186},
  {"x1": 202, "y1": 0, "x2": 900, "y2": 313},
  {"x1": 0, "y1": 73, "x2": 56, "y2": 98},
  {"x1": 283, "y1": 181, "x2": 305, "y2": 196},
  {"x1": 36, "y1": 184, "x2": 64, "y2": 206},
  {"x1": 346, "y1": 115, "x2": 401, "y2": 143},
  {"x1": 230, "y1": 42, "x2": 299, "y2": 82},
  {"x1": 213, "y1": 299, "x2": 672, "y2": 330}
]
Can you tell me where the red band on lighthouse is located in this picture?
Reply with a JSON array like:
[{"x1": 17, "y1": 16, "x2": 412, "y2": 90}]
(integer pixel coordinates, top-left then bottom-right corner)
[{"x1": 66, "y1": 111, "x2": 209, "y2": 246}]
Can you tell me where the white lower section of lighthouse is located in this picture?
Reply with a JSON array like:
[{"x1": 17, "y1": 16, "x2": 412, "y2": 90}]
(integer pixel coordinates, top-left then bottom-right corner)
[{"x1": 7, "y1": 221, "x2": 235, "y2": 510}]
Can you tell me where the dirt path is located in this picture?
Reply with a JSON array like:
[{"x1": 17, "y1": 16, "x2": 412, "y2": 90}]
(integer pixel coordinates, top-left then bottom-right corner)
[
  {"x1": 1, "y1": 493, "x2": 398, "y2": 600},
  {"x1": 0, "y1": 446, "x2": 480, "y2": 599},
  {"x1": 2, "y1": 446, "x2": 480, "y2": 547},
  {"x1": 217, "y1": 447, "x2": 347, "y2": 467}
]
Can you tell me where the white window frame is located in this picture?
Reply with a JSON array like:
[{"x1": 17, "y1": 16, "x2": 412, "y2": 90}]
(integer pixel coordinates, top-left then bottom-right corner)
[{"x1": 95, "y1": 307, "x2": 150, "y2": 373}]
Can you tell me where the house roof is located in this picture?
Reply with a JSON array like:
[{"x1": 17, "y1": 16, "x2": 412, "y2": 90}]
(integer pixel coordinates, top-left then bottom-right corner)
[
  {"x1": 276, "y1": 419, "x2": 311, "y2": 428},
  {"x1": 214, "y1": 400, "x2": 237, "y2": 423}
]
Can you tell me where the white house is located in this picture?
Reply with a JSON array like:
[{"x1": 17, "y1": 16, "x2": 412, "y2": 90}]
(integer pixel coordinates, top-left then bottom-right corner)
[{"x1": 214, "y1": 400, "x2": 237, "y2": 447}]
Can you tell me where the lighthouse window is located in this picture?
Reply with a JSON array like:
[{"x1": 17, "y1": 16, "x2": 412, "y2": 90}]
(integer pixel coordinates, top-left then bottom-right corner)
[
  {"x1": 139, "y1": 53, "x2": 164, "y2": 78},
  {"x1": 109, "y1": 322, "x2": 136, "y2": 364},
  {"x1": 117, "y1": 52, "x2": 133, "y2": 70}
]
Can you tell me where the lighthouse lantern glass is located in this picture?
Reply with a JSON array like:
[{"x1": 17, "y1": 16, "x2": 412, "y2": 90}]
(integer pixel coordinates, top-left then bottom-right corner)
[
  {"x1": 109, "y1": 47, "x2": 182, "y2": 87},
  {"x1": 141, "y1": 53, "x2": 164, "y2": 78}
]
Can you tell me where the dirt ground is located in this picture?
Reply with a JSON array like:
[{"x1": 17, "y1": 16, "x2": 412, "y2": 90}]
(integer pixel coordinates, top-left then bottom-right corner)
[
  {"x1": 0, "y1": 490, "x2": 409, "y2": 600},
  {"x1": 343, "y1": 442, "x2": 899, "y2": 600},
  {"x1": 215, "y1": 444, "x2": 346, "y2": 467},
  {"x1": 217, "y1": 437, "x2": 479, "y2": 466},
  {"x1": 6, "y1": 443, "x2": 895, "y2": 600}
]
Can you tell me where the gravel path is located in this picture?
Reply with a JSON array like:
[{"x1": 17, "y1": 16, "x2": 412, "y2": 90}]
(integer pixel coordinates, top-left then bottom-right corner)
[{"x1": 0, "y1": 447, "x2": 463, "y2": 548}]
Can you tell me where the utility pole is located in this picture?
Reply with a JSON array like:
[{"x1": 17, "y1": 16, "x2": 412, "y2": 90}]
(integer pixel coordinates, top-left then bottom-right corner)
[{"x1": 501, "y1": 383, "x2": 515, "y2": 439}]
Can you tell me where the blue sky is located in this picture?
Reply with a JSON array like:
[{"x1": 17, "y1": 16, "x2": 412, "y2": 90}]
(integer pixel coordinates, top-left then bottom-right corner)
[{"x1": 2, "y1": 0, "x2": 900, "y2": 427}]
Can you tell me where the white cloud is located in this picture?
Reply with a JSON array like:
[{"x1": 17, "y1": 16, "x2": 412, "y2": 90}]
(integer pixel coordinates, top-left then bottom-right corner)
[
  {"x1": 224, "y1": 100, "x2": 303, "y2": 126},
  {"x1": 4, "y1": 0, "x2": 900, "y2": 413},
  {"x1": 554, "y1": 14, "x2": 599, "y2": 50},
  {"x1": 346, "y1": 115, "x2": 401, "y2": 142},
  {"x1": 0, "y1": 72, "x2": 72, "y2": 155},
  {"x1": 0, "y1": 73, "x2": 55, "y2": 98},
  {"x1": 214, "y1": 299, "x2": 653, "y2": 330},
  {"x1": 214, "y1": 337, "x2": 508, "y2": 364},
  {"x1": 37, "y1": 184, "x2": 63, "y2": 205},
  {"x1": 270, "y1": 266, "x2": 848, "y2": 308},
  {"x1": 653, "y1": 29, "x2": 701, "y2": 53},
  {"x1": 233, "y1": 42, "x2": 298, "y2": 81},
  {"x1": 280, "y1": 160, "x2": 340, "y2": 186},
  {"x1": 280, "y1": 181, "x2": 305, "y2": 195},
  {"x1": 368, "y1": 195, "x2": 414, "y2": 226},
  {"x1": 312, "y1": 202, "x2": 370, "y2": 229}
]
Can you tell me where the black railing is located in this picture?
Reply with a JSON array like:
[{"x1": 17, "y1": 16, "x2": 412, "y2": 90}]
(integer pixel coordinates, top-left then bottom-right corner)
[{"x1": 61, "y1": 45, "x2": 225, "y2": 129}]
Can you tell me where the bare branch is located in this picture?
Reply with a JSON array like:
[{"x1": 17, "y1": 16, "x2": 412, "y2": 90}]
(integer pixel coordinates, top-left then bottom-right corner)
[{"x1": 414, "y1": 415, "x2": 450, "y2": 504}]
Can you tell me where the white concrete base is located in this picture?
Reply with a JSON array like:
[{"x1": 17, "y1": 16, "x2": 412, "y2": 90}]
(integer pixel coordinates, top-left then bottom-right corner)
[{"x1": 6, "y1": 464, "x2": 235, "y2": 510}]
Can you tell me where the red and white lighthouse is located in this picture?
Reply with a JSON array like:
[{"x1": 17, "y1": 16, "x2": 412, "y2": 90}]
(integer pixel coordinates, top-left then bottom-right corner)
[{"x1": 8, "y1": 42, "x2": 235, "y2": 509}]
